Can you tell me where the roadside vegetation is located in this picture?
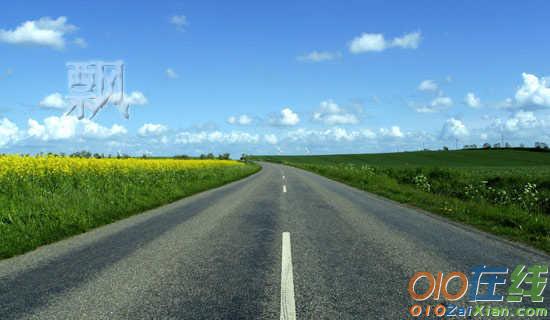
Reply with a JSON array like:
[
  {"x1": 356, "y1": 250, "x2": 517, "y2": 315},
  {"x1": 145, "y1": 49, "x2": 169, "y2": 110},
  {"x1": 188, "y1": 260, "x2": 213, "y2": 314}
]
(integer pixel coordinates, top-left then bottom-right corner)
[
  {"x1": 0, "y1": 155, "x2": 260, "y2": 259},
  {"x1": 253, "y1": 149, "x2": 550, "y2": 253}
]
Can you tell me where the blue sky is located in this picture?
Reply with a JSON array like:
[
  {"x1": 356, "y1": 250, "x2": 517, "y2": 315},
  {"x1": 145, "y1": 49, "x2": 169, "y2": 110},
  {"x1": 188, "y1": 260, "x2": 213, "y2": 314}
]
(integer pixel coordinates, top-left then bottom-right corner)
[{"x1": 1, "y1": 0, "x2": 550, "y2": 156}]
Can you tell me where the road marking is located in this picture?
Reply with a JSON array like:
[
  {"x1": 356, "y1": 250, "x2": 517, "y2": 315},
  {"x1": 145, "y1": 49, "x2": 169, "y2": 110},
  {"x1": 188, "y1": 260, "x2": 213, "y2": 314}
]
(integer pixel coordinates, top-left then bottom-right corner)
[
  {"x1": 283, "y1": 185, "x2": 287, "y2": 193},
  {"x1": 280, "y1": 232, "x2": 296, "y2": 320},
  {"x1": 282, "y1": 175, "x2": 285, "y2": 180}
]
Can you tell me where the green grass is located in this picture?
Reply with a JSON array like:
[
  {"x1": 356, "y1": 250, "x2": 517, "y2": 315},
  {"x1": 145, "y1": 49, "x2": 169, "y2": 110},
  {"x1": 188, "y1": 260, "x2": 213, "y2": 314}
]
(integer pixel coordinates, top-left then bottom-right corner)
[
  {"x1": 252, "y1": 149, "x2": 550, "y2": 253},
  {"x1": 255, "y1": 149, "x2": 550, "y2": 167},
  {"x1": 0, "y1": 159, "x2": 260, "y2": 260}
]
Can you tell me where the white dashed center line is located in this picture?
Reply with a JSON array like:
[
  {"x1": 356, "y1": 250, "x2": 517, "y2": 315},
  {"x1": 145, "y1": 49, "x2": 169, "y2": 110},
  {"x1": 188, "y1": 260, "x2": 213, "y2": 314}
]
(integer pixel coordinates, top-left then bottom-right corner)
[
  {"x1": 283, "y1": 185, "x2": 287, "y2": 193},
  {"x1": 280, "y1": 232, "x2": 296, "y2": 320}
]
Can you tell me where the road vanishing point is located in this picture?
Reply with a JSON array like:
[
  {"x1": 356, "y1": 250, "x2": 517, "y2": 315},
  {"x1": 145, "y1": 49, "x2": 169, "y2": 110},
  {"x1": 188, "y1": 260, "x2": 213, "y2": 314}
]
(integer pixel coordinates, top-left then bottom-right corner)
[{"x1": 1, "y1": 162, "x2": 549, "y2": 319}]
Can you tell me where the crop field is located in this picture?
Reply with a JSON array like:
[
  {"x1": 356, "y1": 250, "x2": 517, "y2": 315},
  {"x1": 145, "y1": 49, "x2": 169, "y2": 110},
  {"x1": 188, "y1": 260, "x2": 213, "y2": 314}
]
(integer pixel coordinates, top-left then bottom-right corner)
[
  {"x1": 253, "y1": 149, "x2": 550, "y2": 253},
  {"x1": 0, "y1": 155, "x2": 260, "y2": 259}
]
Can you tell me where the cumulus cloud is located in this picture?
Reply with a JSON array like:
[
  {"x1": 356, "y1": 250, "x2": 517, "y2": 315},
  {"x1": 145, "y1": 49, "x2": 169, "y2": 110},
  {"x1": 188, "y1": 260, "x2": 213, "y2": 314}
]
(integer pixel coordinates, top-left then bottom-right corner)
[
  {"x1": 514, "y1": 73, "x2": 550, "y2": 108},
  {"x1": 175, "y1": 131, "x2": 260, "y2": 144},
  {"x1": 120, "y1": 91, "x2": 148, "y2": 105},
  {"x1": 432, "y1": 96, "x2": 453, "y2": 107},
  {"x1": 264, "y1": 133, "x2": 278, "y2": 145},
  {"x1": 379, "y1": 126, "x2": 404, "y2": 138},
  {"x1": 418, "y1": 80, "x2": 438, "y2": 92},
  {"x1": 0, "y1": 118, "x2": 20, "y2": 147},
  {"x1": 503, "y1": 111, "x2": 539, "y2": 132},
  {"x1": 416, "y1": 96, "x2": 453, "y2": 113},
  {"x1": 349, "y1": 31, "x2": 421, "y2": 54},
  {"x1": 165, "y1": 68, "x2": 179, "y2": 79},
  {"x1": 27, "y1": 116, "x2": 126, "y2": 141},
  {"x1": 441, "y1": 118, "x2": 468, "y2": 140},
  {"x1": 349, "y1": 33, "x2": 386, "y2": 53},
  {"x1": 138, "y1": 123, "x2": 168, "y2": 136},
  {"x1": 170, "y1": 15, "x2": 188, "y2": 31},
  {"x1": 312, "y1": 100, "x2": 359, "y2": 125},
  {"x1": 0, "y1": 16, "x2": 78, "y2": 49},
  {"x1": 227, "y1": 114, "x2": 253, "y2": 125},
  {"x1": 82, "y1": 121, "x2": 127, "y2": 139},
  {"x1": 464, "y1": 92, "x2": 481, "y2": 108},
  {"x1": 297, "y1": 51, "x2": 340, "y2": 63},
  {"x1": 109, "y1": 91, "x2": 149, "y2": 106},
  {"x1": 286, "y1": 128, "x2": 358, "y2": 143},
  {"x1": 391, "y1": 32, "x2": 422, "y2": 49},
  {"x1": 270, "y1": 108, "x2": 300, "y2": 126},
  {"x1": 39, "y1": 92, "x2": 67, "y2": 109}
]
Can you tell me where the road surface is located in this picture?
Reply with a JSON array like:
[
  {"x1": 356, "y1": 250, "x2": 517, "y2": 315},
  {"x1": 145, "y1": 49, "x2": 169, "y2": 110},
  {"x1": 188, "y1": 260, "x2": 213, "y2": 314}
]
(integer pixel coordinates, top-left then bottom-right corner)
[{"x1": 0, "y1": 162, "x2": 549, "y2": 319}]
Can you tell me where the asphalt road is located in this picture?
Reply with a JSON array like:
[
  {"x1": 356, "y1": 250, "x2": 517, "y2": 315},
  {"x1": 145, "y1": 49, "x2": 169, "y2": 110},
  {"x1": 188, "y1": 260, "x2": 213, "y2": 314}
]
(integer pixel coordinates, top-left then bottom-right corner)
[{"x1": 0, "y1": 162, "x2": 549, "y2": 319}]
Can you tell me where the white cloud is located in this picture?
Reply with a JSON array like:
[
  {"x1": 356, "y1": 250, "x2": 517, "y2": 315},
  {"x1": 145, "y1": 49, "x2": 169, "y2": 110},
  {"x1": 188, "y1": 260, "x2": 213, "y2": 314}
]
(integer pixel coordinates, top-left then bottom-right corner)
[
  {"x1": 361, "y1": 128, "x2": 377, "y2": 139},
  {"x1": 418, "y1": 80, "x2": 438, "y2": 92},
  {"x1": 0, "y1": 118, "x2": 20, "y2": 147},
  {"x1": 170, "y1": 15, "x2": 188, "y2": 30},
  {"x1": 515, "y1": 72, "x2": 550, "y2": 108},
  {"x1": 286, "y1": 127, "x2": 362, "y2": 142},
  {"x1": 27, "y1": 116, "x2": 78, "y2": 140},
  {"x1": 312, "y1": 100, "x2": 359, "y2": 125},
  {"x1": 297, "y1": 51, "x2": 340, "y2": 62},
  {"x1": 416, "y1": 96, "x2": 453, "y2": 113},
  {"x1": 379, "y1": 126, "x2": 404, "y2": 138},
  {"x1": 27, "y1": 116, "x2": 126, "y2": 141},
  {"x1": 391, "y1": 31, "x2": 421, "y2": 49},
  {"x1": 432, "y1": 96, "x2": 453, "y2": 107},
  {"x1": 82, "y1": 121, "x2": 127, "y2": 139},
  {"x1": 39, "y1": 92, "x2": 67, "y2": 109},
  {"x1": 264, "y1": 133, "x2": 278, "y2": 145},
  {"x1": 349, "y1": 31, "x2": 421, "y2": 54},
  {"x1": 165, "y1": 68, "x2": 179, "y2": 79},
  {"x1": 270, "y1": 108, "x2": 300, "y2": 126},
  {"x1": 117, "y1": 91, "x2": 148, "y2": 105},
  {"x1": 175, "y1": 131, "x2": 260, "y2": 144},
  {"x1": 0, "y1": 16, "x2": 77, "y2": 49},
  {"x1": 441, "y1": 118, "x2": 468, "y2": 140},
  {"x1": 227, "y1": 114, "x2": 253, "y2": 125},
  {"x1": 349, "y1": 33, "x2": 387, "y2": 53},
  {"x1": 504, "y1": 111, "x2": 538, "y2": 132},
  {"x1": 138, "y1": 123, "x2": 168, "y2": 136},
  {"x1": 73, "y1": 37, "x2": 87, "y2": 48},
  {"x1": 464, "y1": 92, "x2": 481, "y2": 108}
]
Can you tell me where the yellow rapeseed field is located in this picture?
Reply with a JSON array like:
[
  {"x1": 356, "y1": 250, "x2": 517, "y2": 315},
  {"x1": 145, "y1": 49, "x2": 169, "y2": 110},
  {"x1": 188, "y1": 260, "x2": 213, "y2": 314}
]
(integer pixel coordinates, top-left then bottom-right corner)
[
  {"x1": 0, "y1": 155, "x2": 242, "y2": 178},
  {"x1": 0, "y1": 155, "x2": 259, "y2": 259}
]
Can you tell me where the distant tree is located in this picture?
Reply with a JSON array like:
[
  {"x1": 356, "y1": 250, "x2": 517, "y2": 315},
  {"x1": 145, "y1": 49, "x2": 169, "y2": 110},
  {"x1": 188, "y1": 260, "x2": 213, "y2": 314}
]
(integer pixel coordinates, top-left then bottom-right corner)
[
  {"x1": 493, "y1": 143, "x2": 501, "y2": 149},
  {"x1": 519, "y1": 143, "x2": 525, "y2": 148},
  {"x1": 504, "y1": 142, "x2": 511, "y2": 148},
  {"x1": 206, "y1": 153, "x2": 215, "y2": 159},
  {"x1": 218, "y1": 153, "x2": 230, "y2": 160},
  {"x1": 535, "y1": 142, "x2": 549, "y2": 149},
  {"x1": 240, "y1": 153, "x2": 248, "y2": 161},
  {"x1": 71, "y1": 150, "x2": 92, "y2": 158},
  {"x1": 482, "y1": 143, "x2": 491, "y2": 149},
  {"x1": 443, "y1": 146, "x2": 449, "y2": 151}
]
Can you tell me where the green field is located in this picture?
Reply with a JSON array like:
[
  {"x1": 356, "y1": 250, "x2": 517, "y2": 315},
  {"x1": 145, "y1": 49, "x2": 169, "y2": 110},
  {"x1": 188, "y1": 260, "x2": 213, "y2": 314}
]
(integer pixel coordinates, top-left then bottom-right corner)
[
  {"x1": 0, "y1": 156, "x2": 260, "y2": 260},
  {"x1": 253, "y1": 149, "x2": 550, "y2": 253}
]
